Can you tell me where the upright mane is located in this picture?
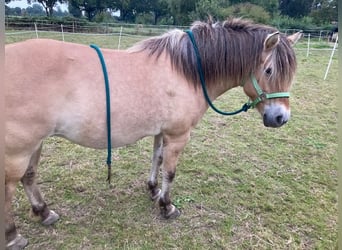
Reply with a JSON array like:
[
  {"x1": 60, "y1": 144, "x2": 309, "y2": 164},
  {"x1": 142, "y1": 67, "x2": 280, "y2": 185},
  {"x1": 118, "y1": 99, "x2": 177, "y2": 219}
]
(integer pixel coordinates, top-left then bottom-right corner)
[{"x1": 129, "y1": 18, "x2": 297, "y2": 89}]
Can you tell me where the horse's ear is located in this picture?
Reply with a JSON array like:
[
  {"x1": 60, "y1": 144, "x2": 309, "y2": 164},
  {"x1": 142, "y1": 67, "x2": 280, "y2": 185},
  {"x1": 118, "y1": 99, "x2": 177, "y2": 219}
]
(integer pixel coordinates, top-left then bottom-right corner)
[
  {"x1": 287, "y1": 31, "x2": 303, "y2": 46},
  {"x1": 264, "y1": 32, "x2": 280, "y2": 51}
]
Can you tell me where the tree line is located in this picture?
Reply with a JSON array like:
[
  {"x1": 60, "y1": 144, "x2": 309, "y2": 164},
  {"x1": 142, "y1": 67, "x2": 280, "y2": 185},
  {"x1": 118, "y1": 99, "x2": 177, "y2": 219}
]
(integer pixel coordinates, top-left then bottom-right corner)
[{"x1": 5, "y1": 0, "x2": 338, "y2": 27}]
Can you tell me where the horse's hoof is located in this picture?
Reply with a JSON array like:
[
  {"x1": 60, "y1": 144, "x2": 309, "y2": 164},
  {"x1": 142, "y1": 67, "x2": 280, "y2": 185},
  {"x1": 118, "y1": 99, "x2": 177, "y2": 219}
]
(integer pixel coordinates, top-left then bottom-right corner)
[
  {"x1": 42, "y1": 210, "x2": 59, "y2": 226},
  {"x1": 161, "y1": 204, "x2": 181, "y2": 219},
  {"x1": 6, "y1": 234, "x2": 29, "y2": 250},
  {"x1": 151, "y1": 188, "x2": 161, "y2": 201}
]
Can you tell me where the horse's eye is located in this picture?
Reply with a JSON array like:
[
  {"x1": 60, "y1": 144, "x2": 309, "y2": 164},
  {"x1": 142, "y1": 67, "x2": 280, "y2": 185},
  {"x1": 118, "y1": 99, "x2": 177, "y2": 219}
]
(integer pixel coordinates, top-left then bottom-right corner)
[{"x1": 265, "y1": 67, "x2": 272, "y2": 76}]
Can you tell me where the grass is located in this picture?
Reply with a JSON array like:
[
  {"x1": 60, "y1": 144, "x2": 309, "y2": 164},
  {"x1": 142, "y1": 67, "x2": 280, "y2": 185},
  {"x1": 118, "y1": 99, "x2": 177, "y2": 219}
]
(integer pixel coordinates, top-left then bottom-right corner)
[{"x1": 6, "y1": 31, "x2": 338, "y2": 249}]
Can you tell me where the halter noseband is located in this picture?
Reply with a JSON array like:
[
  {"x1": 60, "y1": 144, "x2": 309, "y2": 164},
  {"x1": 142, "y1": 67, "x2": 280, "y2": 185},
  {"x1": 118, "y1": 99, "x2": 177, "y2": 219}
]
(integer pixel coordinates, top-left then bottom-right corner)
[
  {"x1": 185, "y1": 30, "x2": 290, "y2": 115},
  {"x1": 247, "y1": 75, "x2": 290, "y2": 108}
]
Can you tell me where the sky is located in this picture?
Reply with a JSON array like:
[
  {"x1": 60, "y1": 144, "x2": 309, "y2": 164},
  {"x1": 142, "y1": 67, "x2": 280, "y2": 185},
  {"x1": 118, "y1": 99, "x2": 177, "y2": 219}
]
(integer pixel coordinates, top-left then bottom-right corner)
[{"x1": 6, "y1": 0, "x2": 68, "y2": 11}]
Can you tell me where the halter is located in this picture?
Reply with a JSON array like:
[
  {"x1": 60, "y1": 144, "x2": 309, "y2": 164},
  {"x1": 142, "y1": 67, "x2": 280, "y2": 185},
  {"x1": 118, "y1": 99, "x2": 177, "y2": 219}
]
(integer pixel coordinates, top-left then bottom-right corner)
[
  {"x1": 247, "y1": 75, "x2": 290, "y2": 108},
  {"x1": 185, "y1": 30, "x2": 290, "y2": 115}
]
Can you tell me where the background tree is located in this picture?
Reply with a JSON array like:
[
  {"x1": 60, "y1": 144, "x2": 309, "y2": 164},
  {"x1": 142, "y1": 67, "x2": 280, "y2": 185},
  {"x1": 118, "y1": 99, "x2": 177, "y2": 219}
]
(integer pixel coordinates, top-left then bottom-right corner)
[
  {"x1": 222, "y1": 3, "x2": 271, "y2": 23},
  {"x1": 148, "y1": 0, "x2": 169, "y2": 24},
  {"x1": 279, "y1": 0, "x2": 314, "y2": 18},
  {"x1": 69, "y1": 0, "x2": 108, "y2": 21},
  {"x1": 192, "y1": 0, "x2": 279, "y2": 20},
  {"x1": 5, "y1": 6, "x2": 22, "y2": 15},
  {"x1": 26, "y1": 3, "x2": 45, "y2": 15},
  {"x1": 253, "y1": 0, "x2": 278, "y2": 16},
  {"x1": 168, "y1": 0, "x2": 197, "y2": 25},
  {"x1": 191, "y1": 0, "x2": 227, "y2": 20},
  {"x1": 68, "y1": 1, "x2": 82, "y2": 18},
  {"x1": 5, "y1": 0, "x2": 338, "y2": 28},
  {"x1": 310, "y1": 0, "x2": 338, "y2": 25},
  {"x1": 27, "y1": 0, "x2": 66, "y2": 16}
]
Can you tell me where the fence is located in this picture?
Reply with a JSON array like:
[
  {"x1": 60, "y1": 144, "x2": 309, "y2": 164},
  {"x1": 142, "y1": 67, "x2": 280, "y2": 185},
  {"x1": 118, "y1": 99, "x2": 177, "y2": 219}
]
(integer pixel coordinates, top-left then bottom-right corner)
[
  {"x1": 5, "y1": 21, "x2": 338, "y2": 78},
  {"x1": 5, "y1": 18, "x2": 187, "y2": 36}
]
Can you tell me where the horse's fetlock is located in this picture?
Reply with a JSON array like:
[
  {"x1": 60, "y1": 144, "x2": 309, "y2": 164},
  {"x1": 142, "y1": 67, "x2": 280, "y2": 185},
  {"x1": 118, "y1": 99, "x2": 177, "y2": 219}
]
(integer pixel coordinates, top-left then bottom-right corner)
[
  {"x1": 147, "y1": 180, "x2": 157, "y2": 190},
  {"x1": 166, "y1": 171, "x2": 175, "y2": 182},
  {"x1": 159, "y1": 195, "x2": 171, "y2": 208},
  {"x1": 31, "y1": 203, "x2": 45, "y2": 215},
  {"x1": 5, "y1": 223, "x2": 17, "y2": 242},
  {"x1": 31, "y1": 202, "x2": 50, "y2": 220}
]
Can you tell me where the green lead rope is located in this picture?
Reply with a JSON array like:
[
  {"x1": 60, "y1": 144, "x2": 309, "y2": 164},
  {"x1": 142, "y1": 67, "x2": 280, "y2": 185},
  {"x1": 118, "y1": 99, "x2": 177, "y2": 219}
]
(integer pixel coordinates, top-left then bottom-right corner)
[
  {"x1": 185, "y1": 30, "x2": 251, "y2": 116},
  {"x1": 90, "y1": 44, "x2": 112, "y2": 183}
]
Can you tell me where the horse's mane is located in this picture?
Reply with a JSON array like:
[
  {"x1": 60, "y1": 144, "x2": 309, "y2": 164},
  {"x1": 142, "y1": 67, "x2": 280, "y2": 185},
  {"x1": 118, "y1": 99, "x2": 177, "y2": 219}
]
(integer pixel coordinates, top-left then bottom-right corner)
[{"x1": 129, "y1": 18, "x2": 296, "y2": 89}]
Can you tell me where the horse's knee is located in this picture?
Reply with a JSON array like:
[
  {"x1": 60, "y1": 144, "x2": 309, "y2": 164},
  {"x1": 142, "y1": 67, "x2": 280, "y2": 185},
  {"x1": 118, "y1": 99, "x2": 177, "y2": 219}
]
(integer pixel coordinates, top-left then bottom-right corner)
[{"x1": 21, "y1": 165, "x2": 36, "y2": 185}]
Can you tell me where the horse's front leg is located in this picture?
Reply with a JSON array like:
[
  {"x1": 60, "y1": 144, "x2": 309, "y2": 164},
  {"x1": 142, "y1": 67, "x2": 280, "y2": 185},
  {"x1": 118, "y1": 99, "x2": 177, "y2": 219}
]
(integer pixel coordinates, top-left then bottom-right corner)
[
  {"x1": 147, "y1": 134, "x2": 163, "y2": 201},
  {"x1": 158, "y1": 132, "x2": 190, "y2": 219}
]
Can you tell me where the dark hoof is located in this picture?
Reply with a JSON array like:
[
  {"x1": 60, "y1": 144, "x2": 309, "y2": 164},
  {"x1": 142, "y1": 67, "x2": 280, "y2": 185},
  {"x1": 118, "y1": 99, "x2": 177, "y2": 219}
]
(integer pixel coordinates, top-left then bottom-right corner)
[
  {"x1": 42, "y1": 210, "x2": 59, "y2": 226},
  {"x1": 161, "y1": 204, "x2": 181, "y2": 219},
  {"x1": 6, "y1": 234, "x2": 28, "y2": 250}
]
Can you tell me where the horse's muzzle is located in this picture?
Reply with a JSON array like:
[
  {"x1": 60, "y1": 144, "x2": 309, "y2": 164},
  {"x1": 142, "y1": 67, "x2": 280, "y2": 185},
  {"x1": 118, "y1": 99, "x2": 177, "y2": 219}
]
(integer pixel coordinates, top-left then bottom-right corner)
[{"x1": 262, "y1": 104, "x2": 290, "y2": 128}]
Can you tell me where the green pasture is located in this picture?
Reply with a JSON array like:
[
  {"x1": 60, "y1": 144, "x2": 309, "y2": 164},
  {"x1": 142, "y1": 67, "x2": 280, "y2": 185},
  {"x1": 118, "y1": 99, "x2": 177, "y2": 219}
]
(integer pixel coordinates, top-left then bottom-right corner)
[{"x1": 5, "y1": 31, "x2": 338, "y2": 249}]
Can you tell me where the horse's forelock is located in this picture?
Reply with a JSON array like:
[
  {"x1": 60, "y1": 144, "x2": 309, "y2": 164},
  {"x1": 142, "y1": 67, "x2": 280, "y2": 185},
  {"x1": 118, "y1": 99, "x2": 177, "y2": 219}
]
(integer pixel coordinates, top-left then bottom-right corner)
[{"x1": 264, "y1": 34, "x2": 297, "y2": 93}]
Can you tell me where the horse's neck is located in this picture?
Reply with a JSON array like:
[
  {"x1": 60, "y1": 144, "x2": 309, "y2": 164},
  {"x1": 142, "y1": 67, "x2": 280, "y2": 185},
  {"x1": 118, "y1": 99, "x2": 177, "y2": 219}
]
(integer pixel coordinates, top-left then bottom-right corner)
[{"x1": 208, "y1": 80, "x2": 240, "y2": 101}]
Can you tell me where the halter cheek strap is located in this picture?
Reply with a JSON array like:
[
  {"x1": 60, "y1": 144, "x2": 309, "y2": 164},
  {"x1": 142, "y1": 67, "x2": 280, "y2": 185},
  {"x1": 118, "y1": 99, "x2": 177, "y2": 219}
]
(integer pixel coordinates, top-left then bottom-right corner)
[{"x1": 247, "y1": 75, "x2": 290, "y2": 108}]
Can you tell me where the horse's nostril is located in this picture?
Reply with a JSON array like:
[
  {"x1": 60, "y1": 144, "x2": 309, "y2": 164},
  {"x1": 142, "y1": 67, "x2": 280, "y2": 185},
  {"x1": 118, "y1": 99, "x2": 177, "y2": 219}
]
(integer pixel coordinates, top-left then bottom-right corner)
[
  {"x1": 276, "y1": 115, "x2": 284, "y2": 125},
  {"x1": 263, "y1": 113, "x2": 287, "y2": 127}
]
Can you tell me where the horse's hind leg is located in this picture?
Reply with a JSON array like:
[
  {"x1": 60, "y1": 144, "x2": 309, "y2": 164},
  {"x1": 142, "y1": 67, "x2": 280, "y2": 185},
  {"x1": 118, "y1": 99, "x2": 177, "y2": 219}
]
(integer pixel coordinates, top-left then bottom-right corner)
[
  {"x1": 147, "y1": 134, "x2": 163, "y2": 201},
  {"x1": 5, "y1": 153, "x2": 33, "y2": 249},
  {"x1": 21, "y1": 143, "x2": 59, "y2": 226},
  {"x1": 6, "y1": 181, "x2": 29, "y2": 249}
]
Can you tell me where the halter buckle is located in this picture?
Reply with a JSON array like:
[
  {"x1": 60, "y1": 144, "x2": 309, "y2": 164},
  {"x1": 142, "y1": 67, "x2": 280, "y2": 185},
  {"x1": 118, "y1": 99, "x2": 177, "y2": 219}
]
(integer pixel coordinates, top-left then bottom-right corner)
[{"x1": 259, "y1": 92, "x2": 267, "y2": 101}]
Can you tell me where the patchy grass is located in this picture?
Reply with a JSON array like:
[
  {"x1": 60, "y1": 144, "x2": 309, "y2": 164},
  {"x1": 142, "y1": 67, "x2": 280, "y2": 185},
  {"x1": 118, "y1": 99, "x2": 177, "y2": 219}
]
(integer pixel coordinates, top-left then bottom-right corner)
[{"x1": 6, "y1": 32, "x2": 337, "y2": 249}]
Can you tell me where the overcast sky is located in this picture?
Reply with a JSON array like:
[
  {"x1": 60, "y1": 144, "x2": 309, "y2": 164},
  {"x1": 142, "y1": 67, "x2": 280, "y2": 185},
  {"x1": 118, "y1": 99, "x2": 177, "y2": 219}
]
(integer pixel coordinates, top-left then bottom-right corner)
[{"x1": 6, "y1": 0, "x2": 68, "y2": 11}]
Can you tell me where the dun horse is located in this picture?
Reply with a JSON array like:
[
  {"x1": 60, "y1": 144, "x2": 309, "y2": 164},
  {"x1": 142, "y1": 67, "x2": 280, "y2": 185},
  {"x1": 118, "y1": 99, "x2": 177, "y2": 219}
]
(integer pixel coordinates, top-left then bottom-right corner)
[{"x1": 5, "y1": 18, "x2": 301, "y2": 249}]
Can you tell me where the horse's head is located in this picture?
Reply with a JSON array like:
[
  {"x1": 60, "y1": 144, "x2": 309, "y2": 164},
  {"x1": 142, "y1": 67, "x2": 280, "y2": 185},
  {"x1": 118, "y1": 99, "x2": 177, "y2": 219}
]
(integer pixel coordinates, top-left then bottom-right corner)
[{"x1": 242, "y1": 31, "x2": 302, "y2": 128}]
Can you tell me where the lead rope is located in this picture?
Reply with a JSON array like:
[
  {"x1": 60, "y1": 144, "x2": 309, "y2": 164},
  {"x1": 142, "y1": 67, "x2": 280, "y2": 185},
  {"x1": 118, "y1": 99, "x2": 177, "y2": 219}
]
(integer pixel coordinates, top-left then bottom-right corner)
[
  {"x1": 185, "y1": 30, "x2": 251, "y2": 115},
  {"x1": 90, "y1": 44, "x2": 112, "y2": 183}
]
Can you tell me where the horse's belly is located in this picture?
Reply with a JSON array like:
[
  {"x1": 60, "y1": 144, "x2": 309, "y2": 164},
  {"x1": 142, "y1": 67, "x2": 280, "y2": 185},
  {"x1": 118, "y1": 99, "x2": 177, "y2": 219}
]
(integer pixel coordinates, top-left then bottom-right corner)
[{"x1": 56, "y1": 114, "x2": 161, "y2": 150}]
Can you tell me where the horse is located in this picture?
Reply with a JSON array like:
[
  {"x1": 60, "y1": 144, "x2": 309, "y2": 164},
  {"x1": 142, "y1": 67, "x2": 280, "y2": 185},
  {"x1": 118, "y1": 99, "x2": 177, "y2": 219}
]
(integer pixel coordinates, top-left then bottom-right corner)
[
  {"x1": 328, "y1": 27, "x2": 338, "y2": 43},
  {"x1": 5, "y1": 18, "x2": 301, "y2": 249}
]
